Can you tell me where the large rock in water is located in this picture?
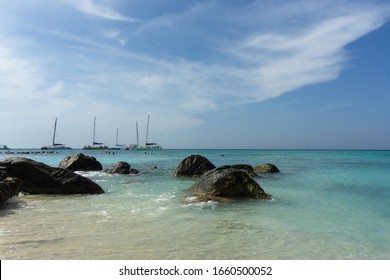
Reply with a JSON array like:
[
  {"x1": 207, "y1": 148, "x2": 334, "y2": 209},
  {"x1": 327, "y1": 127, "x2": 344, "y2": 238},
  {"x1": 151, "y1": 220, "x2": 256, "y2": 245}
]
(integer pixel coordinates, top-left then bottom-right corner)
[
  {"x1": 254, "y1": 163, "x2": 280, "y2": 173},
  {"x1": 0, "y1": 157, "x2": 104, "y2": 195},
  {"x1": 189, "y1": 167, "x2": 271, "y2": 200},
  {"x1": 0, "y1": 170, "x2": 22, "y2": 203},
  {"x1": 175, "y1": 155, "x2": 216, "y2": 177},
  {"x1": 59, "y1": 153, "x2": 102, "y2": 171}
]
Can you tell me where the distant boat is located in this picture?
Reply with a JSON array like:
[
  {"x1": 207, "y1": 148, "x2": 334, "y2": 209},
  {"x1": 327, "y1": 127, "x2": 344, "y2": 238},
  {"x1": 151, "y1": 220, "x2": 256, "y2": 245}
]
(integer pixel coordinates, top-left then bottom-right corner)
[
  {"x1": 0, "y1": 144, "x2": 10, "y2": 150},
  {"x1": 83, "y1": 117, "x2": 108, "y2": 150},
  {"x1": 137, "y1": 115, "x2": 162, "y2": 150},
  {"x1": 108, "y1": 128, "x2": 124, "y2": 150},
  {"x1": 121, "y1": 122, "x2": 139, "y2": 150},
  {"x1": 41, "y1": 118, "x2": 72, "y2": 150}
]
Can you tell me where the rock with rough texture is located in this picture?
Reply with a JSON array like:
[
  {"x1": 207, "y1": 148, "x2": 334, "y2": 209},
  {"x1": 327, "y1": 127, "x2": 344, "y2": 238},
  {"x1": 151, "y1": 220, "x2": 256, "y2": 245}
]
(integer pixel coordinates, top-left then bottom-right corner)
[
  {"x1": 254, "y1": 163, "x2": 280, "y2": 173},
  {"x1": 218, "y1": 164, "x2": 257, "y2": 177},
  {"x1": 0, "y1": 171, "x2": 22, "y2": 203},
  {"x1": 189, "y1": 167, "x2": 271, "y2": 200},
  {"x1": 0, "y1": 157, "x2": 104, "y2": 195},
  {"x1": 106, "y1": 161, "x2": 140, "y2": 175},
  {"x1": 175, "y1": 155, "x2": 216, "y2": 177},
  {"x1": 59, "y1": 153, "x2": 102, "y2": 171}
]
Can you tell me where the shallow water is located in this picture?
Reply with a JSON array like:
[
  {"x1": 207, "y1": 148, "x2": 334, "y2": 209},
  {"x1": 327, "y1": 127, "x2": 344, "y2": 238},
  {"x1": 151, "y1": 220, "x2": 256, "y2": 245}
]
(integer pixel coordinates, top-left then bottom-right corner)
[{"x1": 1, "y1": 149, "x2": 389, "y2": 259}]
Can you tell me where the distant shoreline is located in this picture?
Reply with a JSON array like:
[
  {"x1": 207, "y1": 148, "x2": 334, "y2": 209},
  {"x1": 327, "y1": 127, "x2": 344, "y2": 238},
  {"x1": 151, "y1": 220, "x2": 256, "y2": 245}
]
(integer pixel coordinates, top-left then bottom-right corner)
[{"x1": 2, "y1": 148, "x2": 390, "y2": 151}]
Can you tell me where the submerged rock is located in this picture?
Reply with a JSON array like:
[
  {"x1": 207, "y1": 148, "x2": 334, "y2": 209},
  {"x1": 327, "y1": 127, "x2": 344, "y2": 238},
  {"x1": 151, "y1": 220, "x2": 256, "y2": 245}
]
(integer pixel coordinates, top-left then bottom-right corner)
[
  {"x1": 59, "y1": 153, "x2": 102, "y2": 171},
  {"x1": 0, "y1": 157, "x2": 104, "y2": 195},
  {"x1": 189, "y1": 167, "x2": 271, "y2": 200},
  {"x1": 175, "y1": 155, "x2": 216, "y2": 177},
  {"x1": 106, "y1": 161, "x2": 140, "y2": 175},
  {"x1": 254, "y1": 163, "x2": 280, "y2": 173}
]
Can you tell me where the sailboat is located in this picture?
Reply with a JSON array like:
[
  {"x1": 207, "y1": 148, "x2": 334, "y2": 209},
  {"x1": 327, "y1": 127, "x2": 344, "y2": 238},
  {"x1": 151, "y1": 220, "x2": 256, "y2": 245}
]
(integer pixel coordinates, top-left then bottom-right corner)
[
  {"x1": 138, "y1": 115, "x2": 162, "y2": 150},
  {"x1": 108, "y1": 128, "x2": 125, "y2": 150},
  {"x1": 83, "y1": 117, "x2": 108, "y2": 150},
  {"x1": 41, "y1": 118, "x2": 72, "y2": 150},
  {"x1": 122, "y1": 122, "x2": 139, "y2": 150}
]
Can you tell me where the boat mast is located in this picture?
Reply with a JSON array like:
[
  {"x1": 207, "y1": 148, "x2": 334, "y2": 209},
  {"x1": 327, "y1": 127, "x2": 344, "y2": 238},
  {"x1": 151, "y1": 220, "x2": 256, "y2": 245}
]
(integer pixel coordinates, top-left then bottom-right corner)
[
  {"x1": 52, "y1": 118, "x2": 58, "y2": 146},
  {"x1": 93, "y1": 117, "x2": 96, "y2": 145},
  {"x1": 145, "y1": 115, "x2": 150, "y2": 146},
  {"x1": 116, "y1": 128, "x2": 119, "y2": 147},
  {"x1": 136, "y1": 122, "x2": 139, "y2": 147}
]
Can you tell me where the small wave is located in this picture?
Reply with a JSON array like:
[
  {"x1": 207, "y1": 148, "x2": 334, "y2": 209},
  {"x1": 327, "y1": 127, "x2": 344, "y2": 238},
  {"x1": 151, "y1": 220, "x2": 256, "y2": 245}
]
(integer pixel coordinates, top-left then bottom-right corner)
[
  {"x1": 182, "y1": 197, "x2": 219, "y2": 209},
  {"x1": 96, "y1": 210, "x2": 112, "y2": 223},
  {"x1": 75, "y1": 171, "x2": 107, "y2": 178},
  {"x1": 158, "y1": 206, "x2": 169, "y2": 212},
  {"x1": 154, "y1": 193, "x2": 176, "y2": 203},
  {"x1": 131, "y1": 208, "x2": 141, "y2": 214}
]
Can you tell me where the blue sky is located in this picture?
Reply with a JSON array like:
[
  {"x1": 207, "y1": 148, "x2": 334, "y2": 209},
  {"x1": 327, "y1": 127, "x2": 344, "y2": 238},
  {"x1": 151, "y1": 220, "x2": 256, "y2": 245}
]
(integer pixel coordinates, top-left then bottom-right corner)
[{"x1": 1, "y1": 0, "x2": 390, "y2": 149}]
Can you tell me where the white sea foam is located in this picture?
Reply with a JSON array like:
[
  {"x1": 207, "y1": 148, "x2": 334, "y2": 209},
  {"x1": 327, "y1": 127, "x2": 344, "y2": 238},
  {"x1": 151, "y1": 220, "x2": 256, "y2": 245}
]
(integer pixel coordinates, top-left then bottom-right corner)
[
  {"x1": 182, "y1": 197, "x2": 219, "y2": 209},
  {"x1": 185, "y1": 196, "x2": 198, "y2": 203},
  {"x1": 154, "y1": 193, "x2": 176, "y2": 203}
]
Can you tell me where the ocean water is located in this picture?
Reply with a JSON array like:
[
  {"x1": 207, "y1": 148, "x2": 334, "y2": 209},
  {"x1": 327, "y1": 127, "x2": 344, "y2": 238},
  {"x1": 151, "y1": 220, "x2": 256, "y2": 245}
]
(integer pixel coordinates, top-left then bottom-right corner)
[{"x1": 0, "y1": 149, "x2": 389, "y2": 260}]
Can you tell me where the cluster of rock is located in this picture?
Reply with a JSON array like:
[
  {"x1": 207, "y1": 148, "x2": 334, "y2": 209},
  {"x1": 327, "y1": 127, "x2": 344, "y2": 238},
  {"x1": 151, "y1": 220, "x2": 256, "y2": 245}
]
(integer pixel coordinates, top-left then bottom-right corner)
[
  {"x1": 0, "y1": 153, "x2": 141, "y2": 204},
  {"x1": 1, "y1": 152, "x2": 280, "y2": 205},
  {"x1": 175, "y1": 154, "x2": 279, "y2": 201},
  {"x1": 0, "y1": 157, "x2": 104, "y2": 197}
]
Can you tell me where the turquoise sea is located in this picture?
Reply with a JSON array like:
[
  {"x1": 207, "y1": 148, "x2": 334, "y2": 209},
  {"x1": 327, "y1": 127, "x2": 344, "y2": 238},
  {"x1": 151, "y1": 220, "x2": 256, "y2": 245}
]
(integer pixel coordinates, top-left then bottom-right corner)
[{"x1": 0, "y1": 149, "x2": 389, "y2": 260}]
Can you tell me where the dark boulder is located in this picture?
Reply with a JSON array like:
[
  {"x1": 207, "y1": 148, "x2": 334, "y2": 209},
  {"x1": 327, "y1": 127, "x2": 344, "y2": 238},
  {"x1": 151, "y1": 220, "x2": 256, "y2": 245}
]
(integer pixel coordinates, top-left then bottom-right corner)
[
  {"x1": 0, "y1": 157, "x2": 104, "y2": 195},
  {"x1": 175, "y1": 155, "x2": 216, "y2": 177},
  {"x1": 106, "y1": 161, "x2": 140, "y2": 175},
  {"x1": 254, "y1": 163, "x2": 280, "y2": 173},
  {"x1": 189, "y1": 167, "x2": 271, "y2": 200},
  {"x1": 0, "y1": 170, "x2": 22, "y2": 203},
  {"x1": 59, "y1": 153, "x2": 102, "y2": 171},
  {"x1": 218, "y1": 164, "x2": 257, "y2": 177}
]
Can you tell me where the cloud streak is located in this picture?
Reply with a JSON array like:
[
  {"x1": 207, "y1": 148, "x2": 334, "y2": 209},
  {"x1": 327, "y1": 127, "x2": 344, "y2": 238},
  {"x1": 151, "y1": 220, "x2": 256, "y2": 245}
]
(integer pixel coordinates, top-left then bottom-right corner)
[
  {"x1": 67, "y1": 0, "x2": 137, "y2": 22},
  {"x1": 226, "y1": 4, "x2": 390, "y2": 102}
]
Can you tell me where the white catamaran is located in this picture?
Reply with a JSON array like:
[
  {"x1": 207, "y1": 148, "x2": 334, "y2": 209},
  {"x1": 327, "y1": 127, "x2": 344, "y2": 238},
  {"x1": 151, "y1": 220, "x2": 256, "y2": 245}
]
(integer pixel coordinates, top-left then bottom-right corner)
[
  {"x1": 41, "y1": 118, "x2": 72, "y2": 150},
  {"x1": 122, "y1": 116, "x2": 161, "y2": 150},
  {"x1": 83, "y1": 117, "x2": 108, "y2": 150}
]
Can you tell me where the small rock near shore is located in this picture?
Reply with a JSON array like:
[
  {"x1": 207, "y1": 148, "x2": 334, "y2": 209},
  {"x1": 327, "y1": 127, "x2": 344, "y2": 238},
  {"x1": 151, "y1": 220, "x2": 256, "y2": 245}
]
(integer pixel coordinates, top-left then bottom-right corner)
[
  {"x1": 106, "y1": 161, "x2": 140, "y2": 175},
  {"x1": 254, "y1": 163, "x2": 280, "y2": 173}
]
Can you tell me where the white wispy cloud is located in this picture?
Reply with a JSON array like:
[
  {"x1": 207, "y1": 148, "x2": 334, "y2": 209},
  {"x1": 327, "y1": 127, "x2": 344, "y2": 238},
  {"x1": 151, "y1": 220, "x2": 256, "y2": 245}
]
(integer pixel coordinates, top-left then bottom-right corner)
[
  {"x1": 66, "y1": 0, "x2": 137, "y2": 22},
  {"x1": 226, "y1": 4, "x2": 390, "y2": 102},
  {"x1": 103, "y1": 28, "x2": 121, "y2": 38},
  {"x1": 103, "y1": 28, "x2": 127, "y2": 46}
]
